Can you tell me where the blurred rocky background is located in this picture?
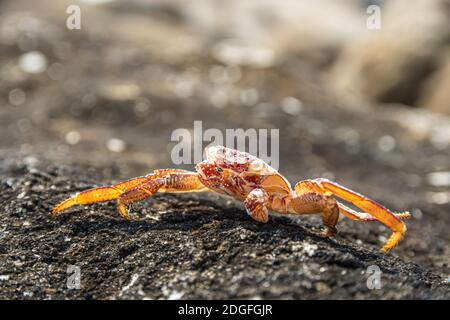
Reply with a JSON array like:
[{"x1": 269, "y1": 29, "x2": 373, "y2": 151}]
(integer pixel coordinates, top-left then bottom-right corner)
[{"x1": 0, "y1": 0, "x2": 449, "y2": 299}]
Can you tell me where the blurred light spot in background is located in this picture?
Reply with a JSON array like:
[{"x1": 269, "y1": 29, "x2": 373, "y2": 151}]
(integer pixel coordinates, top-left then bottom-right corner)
[
  {"x1": 430, "y1": 130, "x2": 450, "y2": 151},
  {"x1": 173, "y1": 79, "x2": 194, "y2": 98},
  {"x1": 240, "y1": 88, "x2": 258, "y2": 106},
  {"x1": 47, "y1": 63, "x2": 65, "y2": 81},
  {"x1": 377, "y1": 135, "x2": 396, "y2": 152},
  {"x1": 210, "y1": 89, "x2": 228, "y2": 109},
  {"x1": 209, "y1": 65, "x2": 242, "y2": 84},
  {"x1": 411, "y1": 208, "x2": 423, "y2": 220},
  {"x1": 17, "y1": 118, "x2": 32, "y2": 133},
  {"x1": 426, "y1": 192, "x2": 450, "y2": 205},
  {"x1": 8, "y1": 89, "x2": 26, "y2": 106},
  {"x1": 281, "y1": 97, "x2": 303, "y2": 115},
  {"x1": 209, "y1": 65, "x2": 229, "y2": 84},
  {"x1": 107, "y1": 138, "x2": 126, "y2": 153},
  {"x1": 335, "y1": 127, "x2": 359, "y2": 146},
  {"x1": 18, "y1": 51, "x2": 47, "y2": 74},
  {"x1": 23, "y1": 156, "x2": 39, "y2": 167},
  {"x1": 212, "y1": 39, "x2": 275, "y2": 68},
  {"x1": 427, "y1": 171, "x2": 450, "y2": 187},
  {"x1": 100, "y1": 83, "x2": 141, "y2": 101},
  {"x1": 65, "y1": 131, "x2": 81, "y2": 145},
  {"x1": 305, "y1": 119, "x2": 323, "y2": 136},
  {"x1": 134, "y1": 98, "x2": 150, "y2": 116},
  {"x1": 81, "y1": 93, "x2": 97, "y2": 108}
]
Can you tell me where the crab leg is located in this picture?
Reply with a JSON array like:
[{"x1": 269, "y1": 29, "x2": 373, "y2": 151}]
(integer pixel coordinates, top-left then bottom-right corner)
[
  {"x1": 51, "y1": 175, "x2": 152, "y2": 215},
  {"x1": 295, "y1": 180, "x2": 409, "y2": 220},
  {"x1": 288, "y1": 192, "x2": 340, "y2": 237},
  {"x1": 117, "y1": 172, "x2": 207, "y2": 218},
  {"x1": 311, "y1": 178, "x2": 408, "y2": 252},
  {"x1": 51, "y1": 170, "x2": 207, "y2": 218},
  {"x1": 244, "y1": 189, "x2": 270, "y2": 223},
  {"x1": 337, "y1": 202, "x2": 410, "y2": 221},
  {"x1": 117, "y1": 178, "x2": 165, "y2": 219}
]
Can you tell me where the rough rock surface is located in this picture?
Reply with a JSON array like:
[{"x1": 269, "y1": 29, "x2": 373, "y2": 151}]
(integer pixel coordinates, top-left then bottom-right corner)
[{"x1": 0, "y1": 160, "x2": 448, "y2": 299}]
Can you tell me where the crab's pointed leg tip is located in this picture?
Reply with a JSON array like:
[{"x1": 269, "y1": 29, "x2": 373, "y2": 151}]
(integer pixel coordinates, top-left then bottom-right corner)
[
  {"x1": 50, "y1": 197, "x2": 78, "y2": 216},
  {"x1": 401, "y1": 211, "x2": 412, "y2": 219},
  {"x1": 321, "y1": 227, "x2": 337, "y2": 238},
  {"x1": 50, "y1": 206, "x2": 61, "y2": 216},
  {"x1": 380, "y1": 226, "x2": 406, "y2": 252},
  {"x1": 118, "y1": 204, "x2": 130, "y2": 220}
]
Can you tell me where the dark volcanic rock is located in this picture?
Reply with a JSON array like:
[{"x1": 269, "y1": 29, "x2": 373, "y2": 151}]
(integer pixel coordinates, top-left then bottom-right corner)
[{"x1": 0, "y1": 165, "x2": 448, "y2": 300}]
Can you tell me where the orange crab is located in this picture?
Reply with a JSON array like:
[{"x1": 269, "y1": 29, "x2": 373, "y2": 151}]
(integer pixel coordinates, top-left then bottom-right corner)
[{"x1": 52, "y1": 146, "x2": 410, "y2": 252}]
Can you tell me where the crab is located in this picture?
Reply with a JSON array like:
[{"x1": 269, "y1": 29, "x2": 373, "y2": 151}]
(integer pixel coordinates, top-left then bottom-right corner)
[{"x1": 52, "y1": 146, "x2": 410, "y2": 252}]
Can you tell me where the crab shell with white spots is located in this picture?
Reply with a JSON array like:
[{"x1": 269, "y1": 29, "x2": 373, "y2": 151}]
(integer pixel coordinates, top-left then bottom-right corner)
[{"x1": 195, "y1": 146, "x2": 292, "y2": 200}]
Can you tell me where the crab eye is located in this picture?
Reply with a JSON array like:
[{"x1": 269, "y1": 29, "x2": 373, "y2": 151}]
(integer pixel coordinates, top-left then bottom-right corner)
[{"x1": 215, "y1": 167, "x2": 223, "y2": 173}]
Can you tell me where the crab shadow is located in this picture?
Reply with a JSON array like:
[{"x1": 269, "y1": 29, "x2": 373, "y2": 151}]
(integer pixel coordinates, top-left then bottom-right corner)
[{"x1": 50, "y1": 193, "x2": 400, "y2": 272}]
